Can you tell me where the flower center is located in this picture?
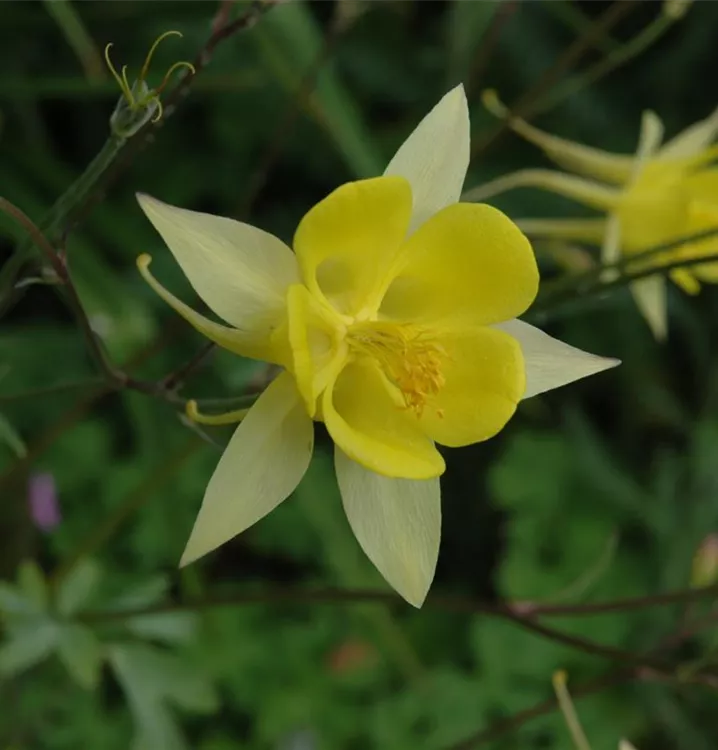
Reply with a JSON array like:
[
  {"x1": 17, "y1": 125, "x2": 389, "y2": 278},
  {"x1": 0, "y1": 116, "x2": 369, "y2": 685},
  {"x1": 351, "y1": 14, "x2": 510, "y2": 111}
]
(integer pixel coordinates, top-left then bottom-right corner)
[{"x1": 347, "y1": 321, "x2": 446, "y2": 416}]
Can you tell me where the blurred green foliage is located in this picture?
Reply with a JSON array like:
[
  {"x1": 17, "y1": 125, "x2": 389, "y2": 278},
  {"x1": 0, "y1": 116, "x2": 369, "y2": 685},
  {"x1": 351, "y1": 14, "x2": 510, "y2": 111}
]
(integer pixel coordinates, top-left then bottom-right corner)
[{"x1": 2, "y1": 1, "x2": 718, "y2": 749}]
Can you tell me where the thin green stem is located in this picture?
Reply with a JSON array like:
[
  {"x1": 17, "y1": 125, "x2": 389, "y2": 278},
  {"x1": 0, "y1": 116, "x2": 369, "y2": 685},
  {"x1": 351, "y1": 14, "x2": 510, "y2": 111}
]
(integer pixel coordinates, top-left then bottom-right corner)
[
  {"x1": 532, "y1": 250, "x2": 718, "y2": 321},
  {"x1": 0, "y1": 0, "x2": 281, "y2": 317},
  {"x1": 78, "y1": 580, "x2": 718, "y2": 622},
  {"x1": 529, "y1": 226, "x2": 718, "y2": 321},
  {"x1": 42, "y1": 0, "x2": 106, "y2": 82},
  {"x1": 0, "y1": 135, "x2": 125, "y2": 315},
  {"x1": 0, "y1": 377, "x2": 105, "y2": 403},
  {"x1": 471, "y1": 0, "x2": 639, "y2": 158},
  {"x1": 536, "y1": 12, "x2": 675, "y2": 116},
  {"x1": 546, "y1": 0, "x2": 621, "y2": 55},
  {"x1": 82, "y1": 591, "x2": 658, "y2": 667}
]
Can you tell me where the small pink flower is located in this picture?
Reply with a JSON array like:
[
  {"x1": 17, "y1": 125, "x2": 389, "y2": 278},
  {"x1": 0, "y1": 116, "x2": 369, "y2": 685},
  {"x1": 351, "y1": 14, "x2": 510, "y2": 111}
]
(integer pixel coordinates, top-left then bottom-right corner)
[{"x1": 28, "y1": 473, "x2": 61, "y2": 531}]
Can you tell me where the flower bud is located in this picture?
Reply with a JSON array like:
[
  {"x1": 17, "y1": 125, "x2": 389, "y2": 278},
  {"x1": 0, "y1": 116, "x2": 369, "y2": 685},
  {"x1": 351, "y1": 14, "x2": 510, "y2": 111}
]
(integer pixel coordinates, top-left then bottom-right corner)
[{"x1": 691, "y1": 533, "x2": 718, "y2": 588}]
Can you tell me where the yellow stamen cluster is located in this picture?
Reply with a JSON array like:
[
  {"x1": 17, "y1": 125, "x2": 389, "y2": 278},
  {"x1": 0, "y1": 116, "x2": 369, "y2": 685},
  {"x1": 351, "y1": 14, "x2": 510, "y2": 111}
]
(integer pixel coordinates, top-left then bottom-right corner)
[{"x1": 348, "y1": 322, "x2": 446, "y2": 417}]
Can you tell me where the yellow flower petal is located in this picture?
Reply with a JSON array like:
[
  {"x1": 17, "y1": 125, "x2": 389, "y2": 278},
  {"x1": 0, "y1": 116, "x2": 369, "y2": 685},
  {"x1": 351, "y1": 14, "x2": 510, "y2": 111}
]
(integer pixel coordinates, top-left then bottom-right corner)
[
  {"x1": 180, "y1": 373, "x2": 313, "y2": 566},
  {"x1": 322, "y1": 360, "x2": 445, "y2": 480},
  {"x1": 286, "y1": 284, "x2": 347, "y2": 417},
  {"x1": 137, "y1": 255, "x2": 288, "y2": 363},
  {"x1": 293, "y1": 176, "x2": 412, "y2": 316},
  {"x1": 670, "y1": 268, "x2": 701, "y2": 294},
  {"x1": 418, "y1": 325, "x2": 524, "y2": 448},
  {"x1": 496, "y1": 320, "x2": 620, "y2": 398},
  {"x1": 617, "y1": 179, "x2": 687, "y2": 254},
  {"x1": 384, "y1": 84, "x2": 469, "y2": 231},
  {"x1": 137, "y1": 193, "x2": 298, "y2": 335},
  {"x1": 678, "y1": 169, "x2": 718, "y2": 281},
  {"x1": 379, "y1": 202, "x2": 538, "y2": 327},
  {"x1": 335, "y1": 448, "x2": 440, "y2": 608},
  {"x1": 481, "y1": 89, "x2": 634, "y2": 184},
  {"x1": 630, "y1": 274, "x2": 667, "y2": 340}
]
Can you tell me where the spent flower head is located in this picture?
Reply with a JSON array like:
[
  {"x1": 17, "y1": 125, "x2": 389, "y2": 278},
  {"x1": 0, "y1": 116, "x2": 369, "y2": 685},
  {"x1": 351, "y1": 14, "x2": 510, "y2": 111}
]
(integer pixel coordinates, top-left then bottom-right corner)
[
  {"x1": 471, "y1": 90, "x2": 718, "y2": 340},
  {"x1": 135, "y1": 85, "x2": 618, "y2": 606},
  {"x1": 106, "y1": 31, "x2": 195, "y2": 138}
]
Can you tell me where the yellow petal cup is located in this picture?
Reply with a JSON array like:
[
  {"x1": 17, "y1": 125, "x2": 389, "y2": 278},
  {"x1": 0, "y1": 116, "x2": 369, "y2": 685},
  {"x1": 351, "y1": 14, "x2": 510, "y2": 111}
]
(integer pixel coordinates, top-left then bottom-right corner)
[{"x1": 136, "y1": 85, "x2": 618, "y2": 607}]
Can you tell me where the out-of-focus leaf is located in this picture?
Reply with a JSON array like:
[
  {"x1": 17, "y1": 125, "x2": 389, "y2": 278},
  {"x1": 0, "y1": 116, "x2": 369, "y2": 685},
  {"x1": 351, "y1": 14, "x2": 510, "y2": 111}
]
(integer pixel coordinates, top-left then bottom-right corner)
[
  {"x1": 109, "y1": 643, "x2": 189, "y2": 750},
  {"x1": 106, "y1": 576, "x2": 169, "y2": 611},
  {"x1": 125, "y1": 611, "x2": 198, "y2": 645},
  {"x1": 0, "y1": 412, "x2": 25, "y2": 457},
  {"x1": 57, "y1": 558, "x2": 101, "y2": 616},
  {"x1": 109, "y1": 643, "x2": 218, "y2": 750},
  {"x1": 254, "y1": 0, "x2": 383, "y2": 178},
  {"x1": 0, "y1": 620, "x2": 59, "y2": 678},
  {"x1": 16, "y1": 559, "x2": 48, "y2": 611},
  {"x1": 56, "y1": 623, "x2": 103, "y2": 689},
  {"x1": 0, "y1": 582, "x2": 35, "y2": 617}
]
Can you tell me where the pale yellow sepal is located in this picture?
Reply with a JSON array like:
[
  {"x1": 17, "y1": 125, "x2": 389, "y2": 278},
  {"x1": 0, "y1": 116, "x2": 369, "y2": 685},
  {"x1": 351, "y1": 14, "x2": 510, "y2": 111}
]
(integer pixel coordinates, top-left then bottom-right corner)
[
  {"x1": 335, "y1": 448, "x2": 440, "y2": 608},
  {"x1": 137, "y1": 192, "x2": 298, "y2": 362},
  {"x1": 660, "y1": 103, "x2": 718, "y2": 158},
  {"x1": 180, "y1": 373, "x2": 313, "y2": 566},
  {"x1": 496, "y1": 320, "x2": 620, "y2": 398},
  {"x1": 137, "y1": 254, "x2": 285, "y2": 363},
  {"x1": 630, "y1": 274, "x2": 667, "y2": 341},
  {"x1": 384, "y1": 84, "x2": 470, "y2": 232}
]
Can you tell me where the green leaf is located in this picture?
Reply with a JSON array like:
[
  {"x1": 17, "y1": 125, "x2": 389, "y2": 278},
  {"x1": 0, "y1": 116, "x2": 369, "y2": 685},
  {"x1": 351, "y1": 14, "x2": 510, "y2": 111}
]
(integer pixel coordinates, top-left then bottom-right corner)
[
  {"x1": 125, "y1": 611, "x2": 198, "y2": 645},
  {"x1": 109, "y1": 643, "x2": 218, "y2": 750},
  {"x1": 0, "y1": 582, "x2": 38, "y2": 618},
  {"x1": 56, "y1": 623, "x2": 103, "y2": 689},
  {"x1": 0, "y1": 621, "x2": 59, "y2": 678},
  {"x1": 57, "y1": 558, "x2": 101, "y2": 616},
  {"x1": 0, "y1": 412, "x2": 26, "y2": 457},
  {"x1": 107, "y1": 576, "x2": 169, "y2": 611},
  {"x1": 17, "y1": 559, "x2": 48, "y2": 611}
]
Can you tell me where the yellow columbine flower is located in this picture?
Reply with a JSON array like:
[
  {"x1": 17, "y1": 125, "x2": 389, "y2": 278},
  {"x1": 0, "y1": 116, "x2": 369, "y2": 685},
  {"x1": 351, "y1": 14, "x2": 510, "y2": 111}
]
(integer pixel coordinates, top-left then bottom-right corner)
[
  {"x1": 470, "y1": 92, "x2": 718, "y2": 339},
  {"x1": 136, "y1": 85, "x2": 617, "y2": 607}
]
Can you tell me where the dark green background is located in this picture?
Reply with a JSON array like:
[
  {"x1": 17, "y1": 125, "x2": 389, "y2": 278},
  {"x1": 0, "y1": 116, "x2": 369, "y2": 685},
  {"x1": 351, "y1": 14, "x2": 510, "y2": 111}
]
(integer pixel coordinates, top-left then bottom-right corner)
[{"x1": 2, "y1": 1, "x2": 718, "y2": 748}]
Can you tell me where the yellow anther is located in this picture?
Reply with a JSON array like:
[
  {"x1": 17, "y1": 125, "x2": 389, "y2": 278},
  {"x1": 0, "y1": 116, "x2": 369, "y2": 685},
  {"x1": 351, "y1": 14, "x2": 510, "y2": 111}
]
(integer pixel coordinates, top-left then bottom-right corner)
[
  {"x1": 348, "y1": 322, "x2": 446, "y2": 417},
  {"x1": 186, "y1": 400, "x2": 249, "y2": 426}
]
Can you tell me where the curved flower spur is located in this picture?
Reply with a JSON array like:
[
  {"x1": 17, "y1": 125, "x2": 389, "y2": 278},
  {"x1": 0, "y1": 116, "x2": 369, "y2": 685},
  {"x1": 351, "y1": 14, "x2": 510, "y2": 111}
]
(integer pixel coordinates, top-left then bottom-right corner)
[{"x1": 136, "y1": 85, "x2": 618, "y2": 607}]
